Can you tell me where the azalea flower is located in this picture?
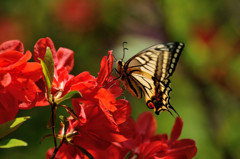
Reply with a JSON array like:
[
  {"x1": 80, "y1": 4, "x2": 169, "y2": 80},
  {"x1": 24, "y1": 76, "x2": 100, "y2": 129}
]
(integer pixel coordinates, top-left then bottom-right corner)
[
  {"x1": 123, "y1": 112, "x2": 197, "y2": 159},
  {"x1": 0, "y1": 40, "x2": 42, "y2": 124},
  {"x1": 33, "y1": 37, "x2": 74, "y2": 106}
]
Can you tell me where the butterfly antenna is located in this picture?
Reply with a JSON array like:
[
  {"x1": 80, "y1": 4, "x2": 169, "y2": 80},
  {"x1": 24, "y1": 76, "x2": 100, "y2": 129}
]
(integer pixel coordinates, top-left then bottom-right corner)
[{"x1": 122, "y1": 41, "x2": 128, "y2": 61}]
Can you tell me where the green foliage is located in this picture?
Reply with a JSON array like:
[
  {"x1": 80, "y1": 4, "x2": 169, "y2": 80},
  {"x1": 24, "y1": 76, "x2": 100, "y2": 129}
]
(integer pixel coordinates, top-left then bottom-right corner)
[
  {"x1": 38, "y1": 47, "x2": 54, "y2": 100},
  {"x1": 0, "y1": 117, "x2": 30, "y2": 149},
  {"x1": 0, "y1": 138, "x2": 27, "y2": 148},
  {"x1": 0, "y1": 117, "x2": 30, "y2": 139}
]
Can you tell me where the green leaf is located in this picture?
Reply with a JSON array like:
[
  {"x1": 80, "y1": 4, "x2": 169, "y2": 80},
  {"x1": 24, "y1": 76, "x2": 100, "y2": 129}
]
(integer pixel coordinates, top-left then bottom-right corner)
[
  {"x1": 38, "y1": 47, "x2": 54, "y2": 99},
  {"x1": 0, "y1": 116, "x2": 30, "y2": 139},
  {"x1": 44, "y1": 47, "x2": 54, "y2": 84},
  {"x1": 59, "y1": 115, "x2": 68, "y2": 125},
  {"x1": 39, "y1": 58, "x2": 52, "y2": 99},
  {"x1": 124, "y1": 150, "x2": 133, "y2": 159},
  {"x1": 55, "y1": 91, "x2": 82, "y2": 105},
  {"x1": 0, "y1": 138, "x2": 27, "y2": 148}
]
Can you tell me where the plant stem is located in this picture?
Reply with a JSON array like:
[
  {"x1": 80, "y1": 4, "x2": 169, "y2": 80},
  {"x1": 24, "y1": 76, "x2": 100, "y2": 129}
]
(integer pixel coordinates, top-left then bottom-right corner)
[
  {"x1": 51, "y1": 102, "x2": 57, "y2": 148},
  {"x1": 51, "y1": 138, "x2": 66, "y2": 159}
]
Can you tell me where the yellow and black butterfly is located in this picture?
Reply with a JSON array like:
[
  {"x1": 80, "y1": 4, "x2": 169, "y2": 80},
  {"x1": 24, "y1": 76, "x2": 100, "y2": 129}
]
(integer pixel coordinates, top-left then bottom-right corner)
[{"x1": 116, "y1": 42, "x2": 184, "y2": 115}]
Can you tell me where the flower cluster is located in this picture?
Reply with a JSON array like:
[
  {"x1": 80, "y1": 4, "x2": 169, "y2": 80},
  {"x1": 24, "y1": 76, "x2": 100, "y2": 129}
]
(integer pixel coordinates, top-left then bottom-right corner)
[
  {"x1": 0, "y1": 37, "x2": 197, "y2": 159},
  {"x1": 46, "y1": 48, "x2": 134, "y2": 158}
]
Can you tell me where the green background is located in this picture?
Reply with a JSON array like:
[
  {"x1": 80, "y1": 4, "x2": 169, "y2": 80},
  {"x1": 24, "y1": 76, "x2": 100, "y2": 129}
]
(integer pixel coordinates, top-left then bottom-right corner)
[{"x1": 1, "y1": 0, "x2": 240, "y2": 158}]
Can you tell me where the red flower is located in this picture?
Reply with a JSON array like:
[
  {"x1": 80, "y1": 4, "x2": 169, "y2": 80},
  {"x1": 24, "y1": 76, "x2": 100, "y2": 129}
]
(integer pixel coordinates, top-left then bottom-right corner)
[
  {"x1": 70, "y1": 51, "x2": 132, "y2": 147},
  {"x1": 0, "y1": 40, "x2": 42, "y2": 124},
  {"x1": 46, "y1": 144, "x2": 85, "y2": 159},
  {"x1": 124, "y1": 112, "x2": 197, "y2": 159},
  {"x1": 33, "y1": 37, "x2": 74, "y2": 106},
  {"x1": 46, "y1": 51, "x2": 133, "y2": 158}
]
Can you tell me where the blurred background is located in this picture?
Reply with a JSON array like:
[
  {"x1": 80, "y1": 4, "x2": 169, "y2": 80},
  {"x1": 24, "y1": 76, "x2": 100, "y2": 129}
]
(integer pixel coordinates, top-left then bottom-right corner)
[{"x1": 1, "y1": 0, "x2": 240, "y2": 158}]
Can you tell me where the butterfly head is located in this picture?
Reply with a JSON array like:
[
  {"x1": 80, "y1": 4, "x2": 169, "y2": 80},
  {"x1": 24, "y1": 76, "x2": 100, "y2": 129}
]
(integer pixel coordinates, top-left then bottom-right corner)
[
  {"x1": 117, "y1": 60, "x2": 123, "y2": 66},
  {"x1": 116, "y1": 60, "x2": 125, "y2": 71}
]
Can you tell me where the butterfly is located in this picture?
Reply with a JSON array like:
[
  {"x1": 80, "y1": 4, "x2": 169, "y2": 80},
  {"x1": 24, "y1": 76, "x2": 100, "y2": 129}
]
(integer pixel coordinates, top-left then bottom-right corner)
[{"x1": 116, "y1": 42, "x2": 184, "y2": 115}]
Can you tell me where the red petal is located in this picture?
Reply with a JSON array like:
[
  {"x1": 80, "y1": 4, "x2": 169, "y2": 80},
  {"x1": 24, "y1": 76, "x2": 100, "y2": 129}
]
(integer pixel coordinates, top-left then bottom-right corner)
[
  {"x1": 0, "y1": 92, "x2": 19, "y2": 124},
  {"x1": 74, "y1": 133, "x2": 111, "y2": 151},
  {"x1": 169, "y1": 117, "x2": 183, "y2": 144},
  {"x1": 95, "y1": 88, "x2": 117, "y2": 112},
  {"x1": 151, "y1": 134, "x2": 168, "y2": 143},
  {"x1": 70, "y1": 75, "x2": 97, "y2": 96},
  {"x1": 94, "y1": 88, "x2": 117, "y2": 127},
  {"x1": 88, "y1": 143, "x2": 127, "y2": 159},
  {"x1": 72, "y1": 99, "x2": 87, "y2": 123},
  {"x1": 113, "y1": 99, "x2": 131, "y2": 125},
  {"x1": 136, "y1": 112, "x2": 157, "y2": 141},
  {"x1": 7, "y1": 79, "x2": 38, "y2": 107},
  {"x1": 19, "y1": 62, "x2": 42, "y2": 81},
  {"x1": 0, "y1": 50, "x2": 31, "y2": 72},
  {"x1": 108, "y1": 50, "x2": 113, "y2": 74},
  {"x1": 106, "y1": 76, "x2": 123, "y2": 98},
  {"x1": 56, "y1": 47, "x2": 74, "y2": 72},
  {"x1": 121, "y1": 118, "x2": 141, "y2": 149},
  {"x1": 45, "y1": 148, "x2": 54, "y2": 159},
  {"x1": 71, "y1": 71, "x2": 95, "y2": 85},
  {"x1": 139, "y1": 141, "x2": 168, "y2": 159},
  {"x1": 168, "y1": 139, "x2": 197, "y2": 159},
  {"x1": 0, "y1": 73, "x2": 11, "y2": 88},
  {"x1": 33, "y1": 37, "x2": 56, "y2": 62},
  {"x1": 18, "y1": 99, "x2": 37, "y2": 110},
  {"x1": 96, "y1": 55, "x2": 108, "y2": 86},
  {"x1": 0, "y1": 40, "x2": 24, "y2": 53},
  {"x1": 96, "y1": 51, "x2": 114, "y2": 86}
]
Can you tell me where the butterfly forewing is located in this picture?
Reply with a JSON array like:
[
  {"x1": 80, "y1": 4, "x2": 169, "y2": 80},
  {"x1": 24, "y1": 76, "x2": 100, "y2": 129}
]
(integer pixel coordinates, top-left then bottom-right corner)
[{"x1": 125, "y1": 42, "x2": 184, "y2": 81}]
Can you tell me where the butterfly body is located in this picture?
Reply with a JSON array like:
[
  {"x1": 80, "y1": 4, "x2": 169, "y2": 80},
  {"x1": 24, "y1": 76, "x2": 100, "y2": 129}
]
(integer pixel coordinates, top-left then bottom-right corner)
[{"x1": 117, "y1": 42, "x2": 184, "y2": 115}]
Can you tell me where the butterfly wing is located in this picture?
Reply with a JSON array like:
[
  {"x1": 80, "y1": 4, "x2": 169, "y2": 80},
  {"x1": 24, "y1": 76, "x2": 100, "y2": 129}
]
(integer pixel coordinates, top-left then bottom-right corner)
[{"x1": 118, "y1": 42, "x2": 184, "y2": 115}]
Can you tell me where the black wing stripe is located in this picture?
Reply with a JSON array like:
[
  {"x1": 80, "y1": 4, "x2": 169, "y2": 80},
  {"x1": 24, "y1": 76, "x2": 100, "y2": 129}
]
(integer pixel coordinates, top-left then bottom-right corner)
[
  {"x1": 126, "y1": 75, "x2": 142, "y2": 98},
  {"x1": 166, "y1": 43, "x2": 184, "y2": 77}
]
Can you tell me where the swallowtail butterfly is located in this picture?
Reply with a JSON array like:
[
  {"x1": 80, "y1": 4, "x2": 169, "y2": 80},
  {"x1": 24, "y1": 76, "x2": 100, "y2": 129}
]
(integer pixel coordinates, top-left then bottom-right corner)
[{"x1": 116, "y1": 42, "x2": 184, "y2": 115}]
